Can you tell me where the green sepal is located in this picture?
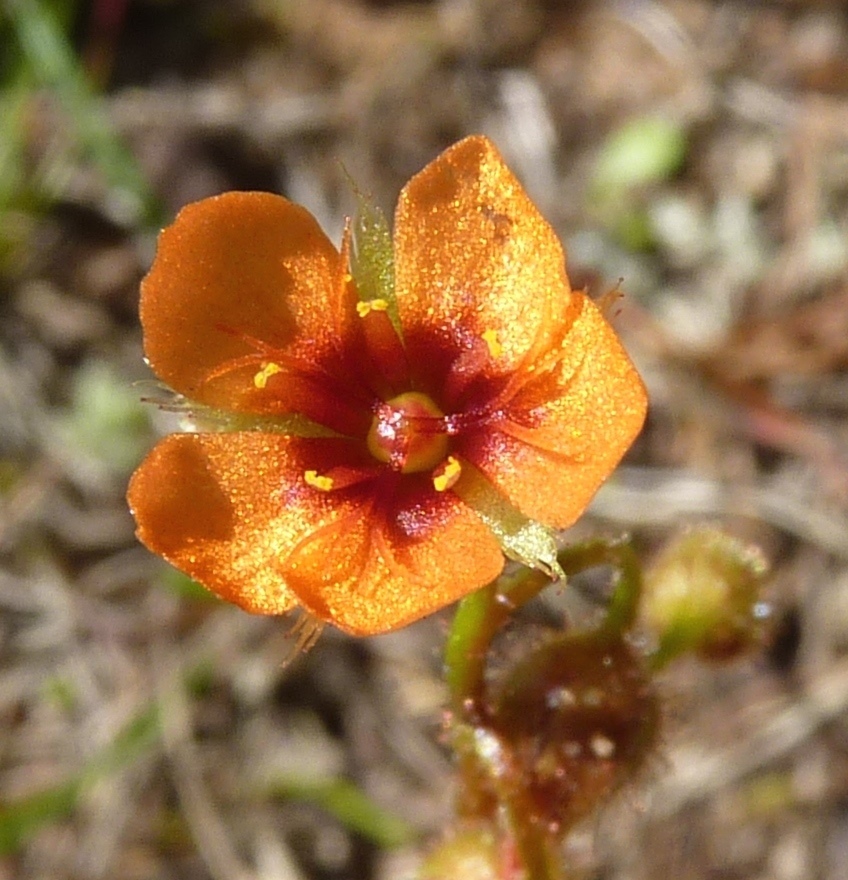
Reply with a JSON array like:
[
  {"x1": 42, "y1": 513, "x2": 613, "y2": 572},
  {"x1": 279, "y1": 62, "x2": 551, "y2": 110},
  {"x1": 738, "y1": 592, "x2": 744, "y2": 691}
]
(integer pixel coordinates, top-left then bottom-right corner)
[
  {"x1": 219, "y1": 411, "x2": 341, "y2": 438},
  {"x1": 176, "y1": 402, "x2": 341, "y2": 438},
  {"x1": 456, "y1": 464, "x2": 565, "y2": 580},
  {"x1": 348, "y1": 184, "x2": 404, "y2": 340}
]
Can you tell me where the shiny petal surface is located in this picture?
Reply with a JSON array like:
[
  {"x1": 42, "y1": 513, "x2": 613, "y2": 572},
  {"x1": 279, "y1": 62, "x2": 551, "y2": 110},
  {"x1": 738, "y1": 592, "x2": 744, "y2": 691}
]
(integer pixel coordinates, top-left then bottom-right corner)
[
  {"x1": 462, "y1": 293, "x2": 647, "y2": 528},
  {"x1": 128, "y1": 432, "x2": 503, "y2": 633},
  {"x1": 282, "y1": 480, "x2": 504, "y2": 636},
  {"x1": 128, "y1": 138, "x2": 651, "y2": 637},
  {"x1": 127, "y1": 432, "x2": 372, "y2": 615},
  {"x1": 141, "y1": 192, "x2": 364, "y2": 429},
  {"x1": 393, "y1": 136, "x2": 572, "y2": 399}
]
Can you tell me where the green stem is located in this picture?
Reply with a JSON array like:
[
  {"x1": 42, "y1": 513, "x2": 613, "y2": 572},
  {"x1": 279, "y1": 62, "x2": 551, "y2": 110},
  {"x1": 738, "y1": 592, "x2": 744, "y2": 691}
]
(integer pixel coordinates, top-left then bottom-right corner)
[
  {"x1": 446, "y1": 536, "x2": 641, "y2": 715},
  {"x1": 501, "y1": 794, "x2": 564, "y2": 880},
  {"x1": 445, "y1": 568, "x2": 549, "y2": 715},
  {"x1": 555, "y1": 536, "x2": 642, "y2": 634},
  {"x1": 443, "y1": 536, "x2": 643, "y2": 879}
]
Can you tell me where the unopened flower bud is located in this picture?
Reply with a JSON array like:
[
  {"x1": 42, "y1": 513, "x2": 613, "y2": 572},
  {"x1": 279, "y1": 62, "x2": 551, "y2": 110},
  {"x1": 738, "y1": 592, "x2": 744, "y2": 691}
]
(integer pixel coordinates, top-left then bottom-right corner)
[
  {"x1": 642, "y1": 527, "x2": 769, "y2": 663},
  {"x1": 488, "y1": 633, "x2": 660, "y2": 836},
  {"x1": 419, "y1": 826, "x2": 502, "y2": 880}
]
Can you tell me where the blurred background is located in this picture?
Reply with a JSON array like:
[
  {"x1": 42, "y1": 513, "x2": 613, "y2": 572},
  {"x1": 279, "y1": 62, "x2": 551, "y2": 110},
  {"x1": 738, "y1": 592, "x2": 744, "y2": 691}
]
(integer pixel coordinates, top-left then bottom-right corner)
[{"x1": 2, "y1": 0, "x2": 848, "y2": 878}]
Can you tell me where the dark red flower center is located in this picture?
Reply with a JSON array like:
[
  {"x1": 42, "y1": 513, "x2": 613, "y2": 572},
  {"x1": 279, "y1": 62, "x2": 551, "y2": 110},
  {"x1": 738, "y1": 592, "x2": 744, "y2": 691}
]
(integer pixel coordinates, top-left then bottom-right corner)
[{"x1": 366, "y1": 392, "x2": 449, "y2": 473}]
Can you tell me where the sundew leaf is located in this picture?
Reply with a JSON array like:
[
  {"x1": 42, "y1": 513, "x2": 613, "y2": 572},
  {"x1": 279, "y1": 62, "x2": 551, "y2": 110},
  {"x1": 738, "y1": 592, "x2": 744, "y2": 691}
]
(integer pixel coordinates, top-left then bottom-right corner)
[
  {"x1": 455, "y1": 464, "x2": 565, "y2": 580},
  {"x1": 349, "y1": 187, "x2": 403, "y2": 339},
  {"x1": 271, "y1": 777, "x2": 415, "y2": 848}
]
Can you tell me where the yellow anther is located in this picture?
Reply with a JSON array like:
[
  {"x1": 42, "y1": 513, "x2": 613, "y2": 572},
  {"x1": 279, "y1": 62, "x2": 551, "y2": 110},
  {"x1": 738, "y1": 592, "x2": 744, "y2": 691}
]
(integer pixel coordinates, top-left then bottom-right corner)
[
  {"x1": 304, "y1": 470, "x2": 334, "y2": 491},
  {"x1": 432, "y1": 456, "x2": 462, "y2": 492},
  {"x1": 253, "y1": 362, "x2": 283, "y2": 389},
  {"x1": 344, "y1": 272, "x2": 353, "y2": 284},
  {"x1": 482, "y1": 328, "x2": 503, "y2": 358},
  {"x1": 356, "y1": 298, "x2": 389, "y2": 317}
]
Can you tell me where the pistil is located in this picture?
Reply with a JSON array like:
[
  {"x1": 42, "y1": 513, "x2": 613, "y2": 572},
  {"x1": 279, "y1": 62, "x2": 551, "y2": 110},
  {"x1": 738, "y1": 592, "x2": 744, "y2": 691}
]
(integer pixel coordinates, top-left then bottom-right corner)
[{"x1": 367, "y1": 391, "x2": 449, "y2": 473}]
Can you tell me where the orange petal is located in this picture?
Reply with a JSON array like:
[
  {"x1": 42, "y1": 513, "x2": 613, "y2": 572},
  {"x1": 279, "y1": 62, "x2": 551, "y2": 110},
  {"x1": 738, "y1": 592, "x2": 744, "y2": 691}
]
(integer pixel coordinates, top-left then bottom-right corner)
[
  {"x1": 127, "y1": 432, "x2": 373, "y2": 615},
  {"x1": 281, "y1": 479, "x2": 504, "y2": 636},
  {"x1": 141, "y1": 192, "x2": 365, "y2": 429},
  {"x1": 462, "y1": 293, "x2": 647, "y2": 528},
  {"x1": 393, "y1": 136, "x2": 572, "y2": 399},
  {"x1": 128, "y1": 432, "x2": 503, "y2": 633}
]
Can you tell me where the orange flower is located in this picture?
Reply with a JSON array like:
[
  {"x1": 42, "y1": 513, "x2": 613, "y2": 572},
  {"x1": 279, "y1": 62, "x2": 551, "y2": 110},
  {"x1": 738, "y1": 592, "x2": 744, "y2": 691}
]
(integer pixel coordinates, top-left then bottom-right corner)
[{"x1": 127, "y1": 136, "x2": 647, "y2": 636}]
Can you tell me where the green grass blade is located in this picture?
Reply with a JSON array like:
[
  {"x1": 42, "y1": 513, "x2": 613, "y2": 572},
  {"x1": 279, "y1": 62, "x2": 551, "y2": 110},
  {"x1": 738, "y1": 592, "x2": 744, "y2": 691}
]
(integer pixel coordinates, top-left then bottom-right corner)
[{"x1": 6, "y1": 0, "x2": 159, "y2": 223}]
